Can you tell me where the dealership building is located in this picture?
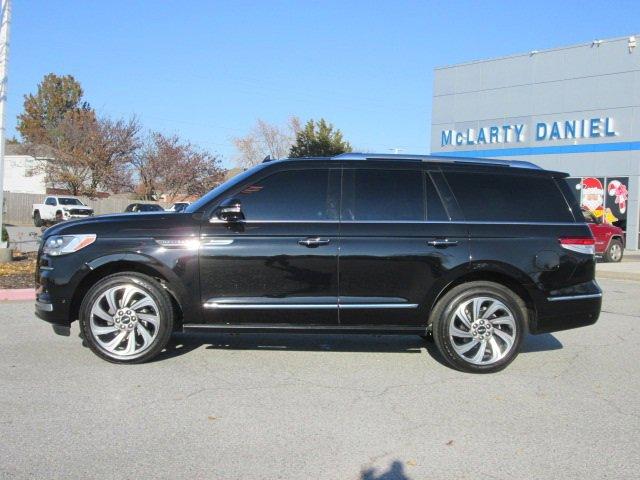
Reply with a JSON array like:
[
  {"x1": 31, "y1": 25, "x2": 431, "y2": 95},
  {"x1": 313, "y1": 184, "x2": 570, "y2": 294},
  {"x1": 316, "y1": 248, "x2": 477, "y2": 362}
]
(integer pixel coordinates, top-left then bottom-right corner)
[{"x1": 431, "y1": 35, "x2": 640, "y2": 250}]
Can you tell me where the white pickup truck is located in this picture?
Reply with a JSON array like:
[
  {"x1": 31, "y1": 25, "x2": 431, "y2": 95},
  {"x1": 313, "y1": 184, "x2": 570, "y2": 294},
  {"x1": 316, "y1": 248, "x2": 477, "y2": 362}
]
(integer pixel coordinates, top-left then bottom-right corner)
[{"x1": 32, "y1": 196, "x2": 94, "y2": 227}]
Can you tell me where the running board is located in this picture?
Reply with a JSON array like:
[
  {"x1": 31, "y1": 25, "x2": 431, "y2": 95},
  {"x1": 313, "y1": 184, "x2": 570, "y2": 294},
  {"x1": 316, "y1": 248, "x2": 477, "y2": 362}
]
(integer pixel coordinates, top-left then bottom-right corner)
[{"x1": 182, "y1": 324, "x2": 427, "y2": 335}]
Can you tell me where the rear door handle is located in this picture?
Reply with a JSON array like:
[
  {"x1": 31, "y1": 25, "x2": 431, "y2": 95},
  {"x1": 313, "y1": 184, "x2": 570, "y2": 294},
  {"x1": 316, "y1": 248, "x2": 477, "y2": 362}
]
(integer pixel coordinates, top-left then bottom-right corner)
[
  {"x1": 298, "y1": 237, "x2": 331, "y2": 248},
  {"x1": 427, "y1": 239, "x2": 459, "y2": 247}
]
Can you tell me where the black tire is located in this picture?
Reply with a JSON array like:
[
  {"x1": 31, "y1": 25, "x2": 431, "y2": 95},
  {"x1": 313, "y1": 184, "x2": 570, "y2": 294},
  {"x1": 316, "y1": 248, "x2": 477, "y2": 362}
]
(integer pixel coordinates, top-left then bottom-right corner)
[
  {"x1": 604, "y1": 239, "x2": 623, "y2": 263},
  {"x1": 33, "y1": 211, "x2": 43, "y2": 227},
  {"x1": 79, "y1": 272, "x2": 174, "y2": 364},
  {"x1": 431, "y1": 281, "x2": 526, "y2": 373}
]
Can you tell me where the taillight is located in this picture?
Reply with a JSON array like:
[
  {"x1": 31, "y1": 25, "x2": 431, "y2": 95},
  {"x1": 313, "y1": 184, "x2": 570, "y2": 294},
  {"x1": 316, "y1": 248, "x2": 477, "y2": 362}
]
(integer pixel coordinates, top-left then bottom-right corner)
[{"x1": 559, "y1": 237, "x2": 595, "y2": 255}]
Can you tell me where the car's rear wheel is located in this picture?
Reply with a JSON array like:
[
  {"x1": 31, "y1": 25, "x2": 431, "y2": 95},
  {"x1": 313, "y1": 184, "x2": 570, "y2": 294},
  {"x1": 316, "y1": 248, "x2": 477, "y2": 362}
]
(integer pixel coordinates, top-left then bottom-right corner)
[
  {"x1": 604, "y1": 239, "x2": 623, "y2": 263},
  {"x1": 431, "y1": 281, "x2": 525, "y2": 373},
  {"x1": 79, "y1": 272, "x2": 173, "y2": 363},
  {"x1": 33, "y1": 211, "x2": 42, "y2": 227}
]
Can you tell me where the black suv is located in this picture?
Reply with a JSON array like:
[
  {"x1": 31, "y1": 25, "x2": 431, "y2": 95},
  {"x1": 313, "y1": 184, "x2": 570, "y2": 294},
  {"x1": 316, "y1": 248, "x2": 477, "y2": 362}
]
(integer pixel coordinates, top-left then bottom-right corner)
[{"x1": 35, "y1": 153, "x2": 601, "y2": 372}]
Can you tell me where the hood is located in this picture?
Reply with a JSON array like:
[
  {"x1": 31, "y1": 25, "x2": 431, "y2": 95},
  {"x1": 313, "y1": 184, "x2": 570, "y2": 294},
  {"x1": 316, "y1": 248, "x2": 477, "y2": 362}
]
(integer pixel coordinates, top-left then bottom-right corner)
[{"x1": 43, "y1": 212, "x2": 198, "y2": 239}]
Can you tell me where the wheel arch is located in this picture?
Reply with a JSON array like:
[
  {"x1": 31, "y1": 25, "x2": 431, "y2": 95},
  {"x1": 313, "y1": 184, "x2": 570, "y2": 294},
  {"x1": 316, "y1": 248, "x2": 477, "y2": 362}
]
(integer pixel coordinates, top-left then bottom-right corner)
[
  {"x1": 69, "y1": 259, "x2": 185, "y2": 328},
  {"x1": 427, "y1": 265, "x2": 538, "y2": 332}
]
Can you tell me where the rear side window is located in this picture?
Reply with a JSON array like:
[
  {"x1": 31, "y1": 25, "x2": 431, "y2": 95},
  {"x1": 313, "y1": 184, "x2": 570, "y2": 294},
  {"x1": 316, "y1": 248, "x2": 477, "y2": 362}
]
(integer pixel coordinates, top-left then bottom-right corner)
[
  {"x1": 342, "y1": 169, "x2": 426, "y2": 221},
  {"x1": 445, "y1": 172, "x2": 574, "y2": 222},
  {"x1": 237, "y1": 169, "x2": 339, "y2": 221}
]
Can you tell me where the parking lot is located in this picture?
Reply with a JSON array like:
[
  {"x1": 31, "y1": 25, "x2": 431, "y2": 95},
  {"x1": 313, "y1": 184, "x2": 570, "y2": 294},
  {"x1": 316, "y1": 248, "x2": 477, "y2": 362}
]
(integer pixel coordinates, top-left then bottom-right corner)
[{"x1": 1, "y1": 277, "x2": 639, "y2": 479}]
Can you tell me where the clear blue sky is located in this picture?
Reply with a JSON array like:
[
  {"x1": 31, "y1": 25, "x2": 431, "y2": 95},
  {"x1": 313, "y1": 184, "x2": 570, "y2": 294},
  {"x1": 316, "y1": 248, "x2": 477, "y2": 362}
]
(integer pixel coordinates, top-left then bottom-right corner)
[{"x1": 8, "y1": 1, "x2": 640, "y2": 167}]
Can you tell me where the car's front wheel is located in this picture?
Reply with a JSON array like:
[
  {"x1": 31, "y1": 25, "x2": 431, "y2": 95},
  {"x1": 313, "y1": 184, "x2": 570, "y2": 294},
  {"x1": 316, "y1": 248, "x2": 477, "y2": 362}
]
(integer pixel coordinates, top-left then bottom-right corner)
[
  {"x1": 79, "y1": 272, "x2": 174, "y2": 363},
  {"x1": 431, "y1": 281, "x2": 525, "y2": 373}
]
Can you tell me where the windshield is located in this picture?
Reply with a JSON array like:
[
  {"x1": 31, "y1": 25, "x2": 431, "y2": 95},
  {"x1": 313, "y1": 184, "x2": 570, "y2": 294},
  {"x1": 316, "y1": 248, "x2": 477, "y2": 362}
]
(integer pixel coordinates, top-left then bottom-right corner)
[
  {"x1": 186, "y1": 163, "x2": 268, "y2": 213},
  {"x1": 58, "y1": 198, "x2": 85, "y2": 206},
  {"x1": 140, "y1": 204, "x2": 164, "y2": 211}
]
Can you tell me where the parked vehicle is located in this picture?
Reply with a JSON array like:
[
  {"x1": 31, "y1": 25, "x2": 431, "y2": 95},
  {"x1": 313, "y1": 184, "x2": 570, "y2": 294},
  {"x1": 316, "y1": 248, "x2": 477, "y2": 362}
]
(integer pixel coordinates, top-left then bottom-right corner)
[
  {"x1": 166, "y1": 202, "x2": 190, "y2": 212},
  {"x1": 582, "y1": 209, "x2": 625, "y2": 262},
  {"x1": 32, "y1": 196, "x2": 93, "y2": 227},
  {"x1": 124, "y1": 203, "x2": 165, "y2": 213},
  {"x1": 35, "y1": 153, "x2": 601, "y2": 372}
]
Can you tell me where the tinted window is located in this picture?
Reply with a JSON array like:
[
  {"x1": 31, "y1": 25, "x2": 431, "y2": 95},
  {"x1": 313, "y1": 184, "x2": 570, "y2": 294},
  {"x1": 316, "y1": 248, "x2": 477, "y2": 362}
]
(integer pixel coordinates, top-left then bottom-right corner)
[
  {"x1": 58, "y1": 198, "x2": 83, "y2": 206},
  {"x1": 426, "y1": 174, "x2": 448, "y2": 221},
  {"x1": 237, "y1": 169, "x2": 338, "y2": 221},
  {"x1": 45, "y1": 197, "x2": 57, "y2": 206},
  {"x1": 445, "y1": 172, "x2": 574, "y2": 222},
  {"x1": 342, "y1": 169, "x2": 425, "y2": 221}
]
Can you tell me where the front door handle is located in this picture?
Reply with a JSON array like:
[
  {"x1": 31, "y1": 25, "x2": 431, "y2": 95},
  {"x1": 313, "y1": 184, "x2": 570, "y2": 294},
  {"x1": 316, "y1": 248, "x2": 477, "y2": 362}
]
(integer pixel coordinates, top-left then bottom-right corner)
[
  {"x1": 298, "y1": 237, "x2": 331, "y2": 248},
  {"x1": 427, "y1": 239, "x2": 459, "y2": 247}
]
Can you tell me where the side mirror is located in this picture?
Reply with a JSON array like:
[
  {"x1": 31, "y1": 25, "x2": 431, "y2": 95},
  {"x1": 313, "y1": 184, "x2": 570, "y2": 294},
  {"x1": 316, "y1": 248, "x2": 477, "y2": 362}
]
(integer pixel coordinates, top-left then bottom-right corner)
[{"x1": 214, "y1": 198, "x2": 244, "y2": 223}]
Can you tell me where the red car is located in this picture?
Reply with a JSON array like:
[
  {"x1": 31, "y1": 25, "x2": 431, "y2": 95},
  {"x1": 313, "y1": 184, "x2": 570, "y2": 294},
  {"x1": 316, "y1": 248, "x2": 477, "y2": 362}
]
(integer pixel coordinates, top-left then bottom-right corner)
[{"x1": 582, "y1": 209, "x2": 625, "y2": 262}]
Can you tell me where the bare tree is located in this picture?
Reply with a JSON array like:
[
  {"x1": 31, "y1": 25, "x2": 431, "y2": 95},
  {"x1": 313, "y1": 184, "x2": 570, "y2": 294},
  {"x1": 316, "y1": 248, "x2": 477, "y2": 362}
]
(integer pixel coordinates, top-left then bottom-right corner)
[
  {"x1": 232, "y1": 117, "x2": 300, "y2": 169},
  {"x1": 133, "y1": 132, "x2": 225, "y2": 201}
]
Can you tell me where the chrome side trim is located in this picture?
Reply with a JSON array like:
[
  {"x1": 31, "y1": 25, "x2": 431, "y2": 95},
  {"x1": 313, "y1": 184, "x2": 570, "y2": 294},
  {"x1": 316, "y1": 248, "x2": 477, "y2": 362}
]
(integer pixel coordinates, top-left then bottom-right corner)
[
  {"x1": 35, "y1": 300, "x2": 54, "y2": 312},
  {"x1": 547, "y1": 293, "x2": 602, "y2": 302},
  {"x1": 202, "y1": 239, "x2": 234, "y2": 246},
  {"x1": 207, "y1": 219, "x2": 580, "y2": 226},
  {"x1": 339, "y1": 303, "x2": 419, "y2": 309},
  {"x1": 204, "y1": 302, "x2": 336, "y2": 310},
  {"x1": 203, "y1": 302, "x2": 419, "y2": 310}
]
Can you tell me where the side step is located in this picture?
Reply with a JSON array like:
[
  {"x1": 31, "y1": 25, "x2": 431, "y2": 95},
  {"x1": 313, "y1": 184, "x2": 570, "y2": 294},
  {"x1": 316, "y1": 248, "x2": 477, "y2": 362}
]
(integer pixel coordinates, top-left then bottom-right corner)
[{"x1": 182, "y1": 324, "x2": 427, "y2": 335}]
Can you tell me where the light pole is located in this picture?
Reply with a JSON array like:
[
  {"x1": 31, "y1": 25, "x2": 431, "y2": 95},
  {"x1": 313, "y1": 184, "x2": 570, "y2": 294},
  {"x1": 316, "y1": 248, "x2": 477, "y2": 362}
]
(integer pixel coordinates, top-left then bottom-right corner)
[{"x1": 0, "y1": 0, "x2": 10, "y2": 256}]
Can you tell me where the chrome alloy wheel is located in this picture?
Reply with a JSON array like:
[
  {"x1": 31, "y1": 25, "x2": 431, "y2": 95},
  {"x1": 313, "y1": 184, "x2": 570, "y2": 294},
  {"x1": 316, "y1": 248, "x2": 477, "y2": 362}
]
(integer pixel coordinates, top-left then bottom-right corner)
[
  {"x1": 448, "y1": 296, "x2": 517, "y2": 366},
  {"x1": 609, "y1": 243, "x2": 622, "y2": 262},
  {"x1": 89, "y1": 284, "x2": 160, "y2": 357}
]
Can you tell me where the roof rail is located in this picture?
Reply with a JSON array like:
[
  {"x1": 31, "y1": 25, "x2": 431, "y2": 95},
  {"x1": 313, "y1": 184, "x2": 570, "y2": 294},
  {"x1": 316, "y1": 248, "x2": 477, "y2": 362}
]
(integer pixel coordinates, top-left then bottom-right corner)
[{"x1": 331, "y1": 152, "x2": 542, "y2": 170}]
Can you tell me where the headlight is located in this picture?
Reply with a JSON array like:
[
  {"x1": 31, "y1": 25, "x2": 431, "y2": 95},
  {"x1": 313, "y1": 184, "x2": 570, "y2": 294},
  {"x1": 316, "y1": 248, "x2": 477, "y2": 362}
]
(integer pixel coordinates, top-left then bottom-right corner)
[{"x1": 43, "y1": 234, "x2": 96, "y2": 256}]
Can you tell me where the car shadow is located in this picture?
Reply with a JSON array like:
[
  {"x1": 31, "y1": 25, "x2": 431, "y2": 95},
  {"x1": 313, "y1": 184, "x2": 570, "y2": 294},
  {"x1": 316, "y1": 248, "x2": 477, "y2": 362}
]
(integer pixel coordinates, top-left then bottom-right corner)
[
  {"x1": 156, "y1": 331, "x2": 562, "y2": 364},
  {"x1": 361, "y1": 460, "x2": 411, "y2": 480}
]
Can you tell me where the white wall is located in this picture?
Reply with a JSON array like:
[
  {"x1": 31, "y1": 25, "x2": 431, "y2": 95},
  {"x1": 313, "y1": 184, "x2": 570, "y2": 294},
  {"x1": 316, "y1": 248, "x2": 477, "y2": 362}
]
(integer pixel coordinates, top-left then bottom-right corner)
[{"x1": 2, "y1": 155, "x2": 46, "y2": 194}]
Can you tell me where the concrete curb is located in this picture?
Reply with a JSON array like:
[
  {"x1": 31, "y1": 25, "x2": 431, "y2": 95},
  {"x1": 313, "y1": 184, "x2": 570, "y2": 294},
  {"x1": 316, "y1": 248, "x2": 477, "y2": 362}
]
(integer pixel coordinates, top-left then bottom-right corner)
[
  {"x1": 0, "y1": 289, "x2": 36, "y2": 301},
  {"x1": 597, "y1": 271, "x2": 640, "y2": 282}
]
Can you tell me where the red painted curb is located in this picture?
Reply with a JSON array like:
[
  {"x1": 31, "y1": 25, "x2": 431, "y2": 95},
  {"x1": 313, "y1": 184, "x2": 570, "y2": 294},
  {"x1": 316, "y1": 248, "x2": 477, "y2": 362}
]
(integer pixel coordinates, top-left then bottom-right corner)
[{"x1": 0, "y1": 289, "x2": 36, "y2": 301}]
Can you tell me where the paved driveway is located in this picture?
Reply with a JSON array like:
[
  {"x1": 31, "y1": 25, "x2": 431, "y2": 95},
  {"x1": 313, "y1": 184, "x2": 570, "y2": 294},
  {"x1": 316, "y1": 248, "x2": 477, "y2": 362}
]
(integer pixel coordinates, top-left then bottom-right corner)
[{"x1": 1, "y1": 278, "x2": 638, "y2": 479}]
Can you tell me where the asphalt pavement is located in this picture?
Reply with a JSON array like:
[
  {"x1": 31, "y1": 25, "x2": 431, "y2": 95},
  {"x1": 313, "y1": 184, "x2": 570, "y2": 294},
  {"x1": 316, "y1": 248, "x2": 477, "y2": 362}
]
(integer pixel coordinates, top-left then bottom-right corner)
[{"x1": 1, "y1": 278, "x2": 639, "y2": 479}]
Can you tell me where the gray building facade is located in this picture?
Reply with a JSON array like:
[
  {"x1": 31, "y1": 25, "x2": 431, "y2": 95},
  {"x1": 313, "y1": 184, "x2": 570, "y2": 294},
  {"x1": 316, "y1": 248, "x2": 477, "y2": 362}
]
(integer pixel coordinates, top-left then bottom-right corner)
[{"x1": 431, "y1": 35, "x2": 640, "y2": 250}]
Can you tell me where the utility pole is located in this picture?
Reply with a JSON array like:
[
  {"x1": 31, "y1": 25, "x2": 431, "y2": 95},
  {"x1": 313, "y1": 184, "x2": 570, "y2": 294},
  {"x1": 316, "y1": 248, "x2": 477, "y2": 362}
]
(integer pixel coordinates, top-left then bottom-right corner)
[{"x1": 0, "y1": 0, "x2": 10, "y2": 253}]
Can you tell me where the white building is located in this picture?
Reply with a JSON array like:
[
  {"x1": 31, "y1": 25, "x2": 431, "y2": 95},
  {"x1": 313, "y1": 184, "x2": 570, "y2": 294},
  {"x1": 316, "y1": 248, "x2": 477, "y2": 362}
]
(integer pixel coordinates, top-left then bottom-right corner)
[{"x1": 2, "y1": 145, "x2": 47, "y2": 194}]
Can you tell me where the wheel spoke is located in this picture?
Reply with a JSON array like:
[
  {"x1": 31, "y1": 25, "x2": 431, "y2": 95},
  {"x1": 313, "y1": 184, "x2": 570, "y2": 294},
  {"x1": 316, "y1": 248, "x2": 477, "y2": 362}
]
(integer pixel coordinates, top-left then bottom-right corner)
[
  {"x1": 493, "y1": 328, "x2": 514, "y2": 349},
  {"x1": 472, "y1": 298, "x2": 483, "y2": 321},
  {"x1": 450, "y1": 325, "x2": 472, "y2": 338},
  {"x1": 137, "y1": 312, "x2": 159, "y2": 327},
  {"x1": 490, "y1": 314, "x2": 514, "y2": 326},
  {"x1": 103, "y1": 331, "x2": 128, "y2": 352},
  {"x1": 105, "y1": 288, "x2": 118, "y2": 315},
  {"x1": 481, "y1": 300, "x2": 503, "y2": 320},
  {"x1": 137, "y1": 323, "x2": 153, "y2": 347},
  {"x1": 472, "y1": 340, "x2": 488, "y2": 363},
  {"x1": 120, "y1": 286, "x2": 137, "y2": 309},
  {"x1": 454, "y1": 338, "x2": 479, "y2": 355},
  {"x1": 92, "y1": 305, "x2": 113, "y2": 322},
  {"x1": 92, "y1": 325, "x2": 118, "y2": 336},
  {"x1": 489, "y1": 337, "x2": 502, "y2": 362},
  {"x1": 130, "y1": 296, "x2": 154, "y2": 312},
  {"x1": 123, "y1": 331, "x2": 137, "y2": 355},
  {"x1": 456, "y1": 305, "x2": 472, "y2": 328}
]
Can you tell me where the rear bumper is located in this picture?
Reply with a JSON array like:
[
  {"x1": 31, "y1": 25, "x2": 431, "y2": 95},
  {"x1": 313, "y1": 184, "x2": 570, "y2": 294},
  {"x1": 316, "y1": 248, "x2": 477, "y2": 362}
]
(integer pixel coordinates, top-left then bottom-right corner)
[{"x1": 530, "y1": 282, "x2": 602, "y2": 334}]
